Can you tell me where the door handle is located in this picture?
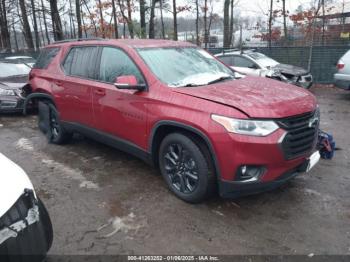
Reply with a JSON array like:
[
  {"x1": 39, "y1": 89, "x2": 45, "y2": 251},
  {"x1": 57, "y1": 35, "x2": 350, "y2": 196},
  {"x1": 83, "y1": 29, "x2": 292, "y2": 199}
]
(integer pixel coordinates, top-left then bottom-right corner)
[{"x1": 94, "y1": 88, "x2": 106, "y2": 96}]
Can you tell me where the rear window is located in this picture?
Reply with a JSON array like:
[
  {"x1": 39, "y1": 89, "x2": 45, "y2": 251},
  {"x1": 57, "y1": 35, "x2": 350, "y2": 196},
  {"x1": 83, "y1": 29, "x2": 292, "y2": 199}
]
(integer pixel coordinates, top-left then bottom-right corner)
[
  {"x1": 33, "y1": 47, "x2": 60, "y2": 69},
  {"x1": 62, "y1": 46, "x2": 99, "y2": 79}
]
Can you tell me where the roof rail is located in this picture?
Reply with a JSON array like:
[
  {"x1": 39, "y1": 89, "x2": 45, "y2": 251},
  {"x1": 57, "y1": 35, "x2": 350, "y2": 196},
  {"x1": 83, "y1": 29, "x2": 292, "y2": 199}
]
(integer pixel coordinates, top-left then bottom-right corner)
[{"x1": 53, "y1": 38, "x2": 106, "y2": 44}]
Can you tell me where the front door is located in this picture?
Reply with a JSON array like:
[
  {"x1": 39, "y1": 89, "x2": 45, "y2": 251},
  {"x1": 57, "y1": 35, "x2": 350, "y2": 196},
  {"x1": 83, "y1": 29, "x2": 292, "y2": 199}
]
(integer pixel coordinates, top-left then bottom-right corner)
[{"x1": 92, "y1": 46, "x2": 149, "y2": 148}]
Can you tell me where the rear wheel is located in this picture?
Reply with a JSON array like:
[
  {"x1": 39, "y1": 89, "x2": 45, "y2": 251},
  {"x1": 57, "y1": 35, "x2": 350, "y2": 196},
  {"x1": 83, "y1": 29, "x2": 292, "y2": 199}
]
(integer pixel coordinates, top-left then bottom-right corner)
[
  {"x1": 38, "y1": 101, "x2": 72, "y2": 144},
  {"x1": 159, "y1": 133, "x2": 216, "y2": 203}
]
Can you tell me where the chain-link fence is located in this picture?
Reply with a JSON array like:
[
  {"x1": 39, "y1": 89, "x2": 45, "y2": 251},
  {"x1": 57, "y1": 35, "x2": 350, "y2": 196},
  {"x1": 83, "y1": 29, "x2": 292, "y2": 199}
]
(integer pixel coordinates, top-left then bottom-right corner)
[{"x1": 208, "y1": 45, "x2": 350, "y2": 84}]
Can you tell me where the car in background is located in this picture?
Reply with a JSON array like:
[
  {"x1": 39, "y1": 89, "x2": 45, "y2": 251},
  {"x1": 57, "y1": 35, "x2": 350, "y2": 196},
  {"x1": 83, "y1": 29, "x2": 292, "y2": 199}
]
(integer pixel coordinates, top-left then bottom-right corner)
[
  {"x1": 215, "y1": 50, "x2": 313, "y2": 89},
  {"x1": 0, "y1": 62, "x2": 31, "y2": 113},
  {"x1": 334, "y1": 50, "x2": 350, "y2": 90},
  {"x1": 0, "y1": 153, "x2": 53, "y2": 261},
  {"x1": 4, "y1": 56, "x2": 36, "y2": 68}
]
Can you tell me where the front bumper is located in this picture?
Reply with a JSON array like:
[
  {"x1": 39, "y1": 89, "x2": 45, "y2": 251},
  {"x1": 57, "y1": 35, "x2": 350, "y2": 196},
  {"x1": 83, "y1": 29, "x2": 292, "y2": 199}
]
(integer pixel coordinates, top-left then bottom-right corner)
[
  {"x1": 219, "y1": 161, "x2": 308, "y2": 198},
  {"x1": 0, "y1": 95, "x2": 25, "y2": 113}
]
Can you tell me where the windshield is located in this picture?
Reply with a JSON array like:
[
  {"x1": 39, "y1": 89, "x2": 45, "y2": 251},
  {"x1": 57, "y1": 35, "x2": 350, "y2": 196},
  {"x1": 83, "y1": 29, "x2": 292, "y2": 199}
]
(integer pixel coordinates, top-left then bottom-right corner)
[
  {"x1": 138, "y1": 47, "x2": 234, "y2": 87},
  {"x1": 0, "y1": 63, "x2": 31, "y2": 78},
  {"x1": 247, "y1": 52, "x2": 279, "y2": 68}
]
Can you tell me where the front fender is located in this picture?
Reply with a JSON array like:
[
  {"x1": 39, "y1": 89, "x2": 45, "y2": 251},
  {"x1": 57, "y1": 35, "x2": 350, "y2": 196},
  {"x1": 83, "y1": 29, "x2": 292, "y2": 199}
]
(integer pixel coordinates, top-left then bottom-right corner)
[{"x1": 0, "y1": 153, "x2": 35, "y2": 218}]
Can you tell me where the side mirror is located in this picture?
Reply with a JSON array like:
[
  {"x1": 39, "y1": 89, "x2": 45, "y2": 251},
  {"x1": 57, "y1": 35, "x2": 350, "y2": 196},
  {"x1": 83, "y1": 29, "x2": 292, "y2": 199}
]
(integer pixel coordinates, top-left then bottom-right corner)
[{"x1": 114, "y1": 75, "x2": 146, "y2": 91}]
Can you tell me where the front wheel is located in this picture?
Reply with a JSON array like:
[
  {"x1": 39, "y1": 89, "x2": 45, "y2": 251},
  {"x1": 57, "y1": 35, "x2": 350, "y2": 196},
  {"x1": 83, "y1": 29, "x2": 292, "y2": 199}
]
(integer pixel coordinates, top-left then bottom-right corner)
[{"x1": 159, "y1": 133, "x2": 215, "y2": 203}]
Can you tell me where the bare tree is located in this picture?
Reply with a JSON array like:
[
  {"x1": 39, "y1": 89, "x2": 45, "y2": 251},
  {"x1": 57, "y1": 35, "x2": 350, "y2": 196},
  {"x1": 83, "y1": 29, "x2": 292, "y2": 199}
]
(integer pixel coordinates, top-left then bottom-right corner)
[
  {"x1": 149, "y1": 0, "x2": 156, "y2": 38},
  {"x1": 76, "y1": 0, "x2": 82, "y2": 38},
  {"x1": 282, "y1": 0, "x2": 287, "y2": 42},
  {"x1": 268, "y1": 0, "x2": 273, "y2": 48},
  {"x1": 30, "y1": 0, "x2": 40, "y2": 49},
  {"x1": 172, "y1": 0, "x2": 177, "y2": 40},
  {"x1": 195, "y1": 0, "x2": 200, "y2": 45},
  {"x1": 49, "y1": 0, "x2": 64, "y2": 40},
  {"x1": 97, "y1": 0, "x2": 105, "y2": 38},
  {"x1": 139, "y1": 0, "x2": 146, "y2": 38},
  {"x1": 41, "y1": 0, "x2": 50, "y2": 44},
  {"x1": 111, "y1": 0, "x2": 118, "y2": 38},
  {"x1": 159, "y1": 0, "x2": 165, "y2": 38},
  {"x1": 0, "y1": 0, "x2": 11, "y2": 51},
  {"x1": 223, "y1": 0, "x2": 230, "y2": 47},
  {"x1": 204, "y1": 0, "x2": 207, "y2": 48},
  {"x1": 19, "y1": 0, "x2": 35, "y2": 49}
]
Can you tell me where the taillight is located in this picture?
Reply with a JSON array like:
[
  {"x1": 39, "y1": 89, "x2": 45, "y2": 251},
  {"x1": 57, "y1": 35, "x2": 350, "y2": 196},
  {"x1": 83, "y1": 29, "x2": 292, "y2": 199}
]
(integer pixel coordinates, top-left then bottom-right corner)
[{"x1": 337, "y1": 63, "x2": 345, "y2": 70}]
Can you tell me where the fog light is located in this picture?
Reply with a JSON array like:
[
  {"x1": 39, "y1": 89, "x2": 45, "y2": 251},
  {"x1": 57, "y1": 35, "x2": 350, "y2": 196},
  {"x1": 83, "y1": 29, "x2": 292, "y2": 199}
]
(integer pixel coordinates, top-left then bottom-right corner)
[{"x1": 235, "y1": 165, "x2": 265, "y2": 182}]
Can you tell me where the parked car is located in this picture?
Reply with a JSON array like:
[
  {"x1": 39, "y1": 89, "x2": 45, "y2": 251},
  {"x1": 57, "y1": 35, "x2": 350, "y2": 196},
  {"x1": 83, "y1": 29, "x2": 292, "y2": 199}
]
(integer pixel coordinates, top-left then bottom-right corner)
[
  {"x1": 215, "y1": 50, "x2": 313, "y2": 89},
  {"x1": 25, "y1": 39, "x2": 320, "y2": 203},
  {"x1": 0, "y1": 62, "x2": 32, "y2": 113},
  {"x1": 334, "y1": 50, "x2": 350, "y2": 90},
  {"x1": 0, "y1": 153, "x2": 53, "y2": 261}
]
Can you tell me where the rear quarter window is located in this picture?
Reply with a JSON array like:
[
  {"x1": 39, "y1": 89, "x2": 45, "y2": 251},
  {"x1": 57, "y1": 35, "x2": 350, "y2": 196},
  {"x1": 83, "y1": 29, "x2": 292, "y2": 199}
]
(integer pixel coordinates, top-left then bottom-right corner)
[{"x1": 33, "y1": 47, "x2": 60, "y2": 69}]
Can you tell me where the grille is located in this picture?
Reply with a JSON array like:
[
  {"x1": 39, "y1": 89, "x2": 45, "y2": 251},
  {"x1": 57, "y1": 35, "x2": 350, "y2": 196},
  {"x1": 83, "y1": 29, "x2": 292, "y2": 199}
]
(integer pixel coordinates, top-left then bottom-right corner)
[{"x1": 277, "y1": 111, "x2": 319, "y2": 160}]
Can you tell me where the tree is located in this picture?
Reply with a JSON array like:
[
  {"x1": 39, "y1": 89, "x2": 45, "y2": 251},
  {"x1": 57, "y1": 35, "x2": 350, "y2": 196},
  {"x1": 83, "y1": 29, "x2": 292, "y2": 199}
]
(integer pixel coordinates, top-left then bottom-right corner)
[
  {"x1": 223, "y1": 0, "x2": 230, "y2": 47},
  {"x1": 282, "y1": 0, "x2": 287, "y2": 41},
  {"x1": 19, "y1": 0, "x2": 35, "y2": 49},
  {"x1": 97, "y1": 0, "x2": 105, "y2": 38},
  {"x1": 139, "y1": 0, "x2": 146, "y2": 38},
  {"x1": 117, "y1": 0, "x2": 134, "y2": 38},
  {"x1": 49, "y1": 0, "x2": 64, "y2": 40},
  {"x1": 76, "y1": 0, "x2": 82, "y2": 38},
  {"x1": 159, "y1": 0, "x2": 165, "y2": 38},
  {"x1": 30, "y1": 0, "x2": 40, "y2": 49},
  {"x1": 172, "y1": 0, "x2": 177, "y2": 40},
  {"x1": 0, "y1": 0, "x2": 12, "y2": 51},
  {"x1": 149, "y1": 0, "x2": 156, "y2": 38},
  {"x1": 268, "y1": 0, "x2": 273, "y2": 48},
  {"x1": 41, "y1": 0, "x2": 50, "y2": 44},
  {"x1": 195, "y1": 0, "x2": 200, "y2": 45}
]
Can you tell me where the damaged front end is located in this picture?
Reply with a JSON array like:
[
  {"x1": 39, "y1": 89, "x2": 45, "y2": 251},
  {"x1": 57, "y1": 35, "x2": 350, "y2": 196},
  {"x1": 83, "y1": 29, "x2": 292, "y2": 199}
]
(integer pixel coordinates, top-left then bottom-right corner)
[
  {"x1": 0, "y1": 153, "x2": 53, "y2": 259},
  {"x1": 0, "y1": 190, "x2": 40, "y2": 245}
]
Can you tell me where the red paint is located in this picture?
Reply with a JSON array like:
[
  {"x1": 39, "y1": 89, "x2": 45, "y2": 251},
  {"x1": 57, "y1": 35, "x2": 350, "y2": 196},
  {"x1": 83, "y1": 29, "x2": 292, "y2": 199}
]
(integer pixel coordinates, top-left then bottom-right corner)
[{"x1": 30, "y1": 39, "x2": 318, "y2": 189}]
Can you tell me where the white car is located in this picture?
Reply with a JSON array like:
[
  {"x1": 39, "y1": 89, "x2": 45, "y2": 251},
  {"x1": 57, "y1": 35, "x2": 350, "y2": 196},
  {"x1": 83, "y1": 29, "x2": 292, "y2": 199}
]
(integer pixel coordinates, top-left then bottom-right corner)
[
  {"x1": 334, "y1": 50, "x2": 350, "y2": 90},
  {"x1": 215, "y1": 50, "x2": 313, "y2": 89},
  {"x1": 0, "y1": 153, "x2": 53, "y2": 260}
]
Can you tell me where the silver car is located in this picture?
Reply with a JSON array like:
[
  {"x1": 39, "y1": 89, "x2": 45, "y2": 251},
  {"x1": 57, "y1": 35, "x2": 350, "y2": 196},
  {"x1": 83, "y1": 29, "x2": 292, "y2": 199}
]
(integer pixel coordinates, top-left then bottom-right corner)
[
  {"x1": 334, "y1": 50, "x2": 350, "y2": 90},
  {"x1": 215, "y1": 50, "x2": 313, "y2": 89}
]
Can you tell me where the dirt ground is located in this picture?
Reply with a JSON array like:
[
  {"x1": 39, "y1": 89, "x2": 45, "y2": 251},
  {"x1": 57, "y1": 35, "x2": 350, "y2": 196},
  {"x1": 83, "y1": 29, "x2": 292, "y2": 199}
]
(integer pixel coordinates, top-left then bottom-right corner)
[{"x1": 0, "y1": 86, "x2": 349, "y2": 255}]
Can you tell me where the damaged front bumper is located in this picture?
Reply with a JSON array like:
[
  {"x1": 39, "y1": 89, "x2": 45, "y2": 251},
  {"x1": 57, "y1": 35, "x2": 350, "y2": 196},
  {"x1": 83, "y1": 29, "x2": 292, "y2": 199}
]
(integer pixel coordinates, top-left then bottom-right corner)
[{"x1": 0, "y1": 190, "x2": 39, "y2": 245}]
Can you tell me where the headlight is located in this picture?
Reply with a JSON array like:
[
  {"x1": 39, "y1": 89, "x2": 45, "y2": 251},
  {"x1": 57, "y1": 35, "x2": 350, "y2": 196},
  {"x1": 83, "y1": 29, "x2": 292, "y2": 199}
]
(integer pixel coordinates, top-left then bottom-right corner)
[
  {"x1": 0, "y1": 87, "x2": 15, "y2": 96},
  {"x1": 211, "y1": 114, "x2": 279, "y2": 136}
]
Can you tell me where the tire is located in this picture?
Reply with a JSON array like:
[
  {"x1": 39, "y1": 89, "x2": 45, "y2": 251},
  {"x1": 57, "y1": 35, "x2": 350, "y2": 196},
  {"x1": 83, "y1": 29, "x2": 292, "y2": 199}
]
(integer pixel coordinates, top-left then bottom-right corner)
[
  {"x1": 158, "y1": 133, "x2": 216, "y2": 203},
  {"x1": 0, "y1": 197, "x2": 53, "y2": 262},
  {"x1": 38, "y1": 102, "x2": 72, "y2": 144}
]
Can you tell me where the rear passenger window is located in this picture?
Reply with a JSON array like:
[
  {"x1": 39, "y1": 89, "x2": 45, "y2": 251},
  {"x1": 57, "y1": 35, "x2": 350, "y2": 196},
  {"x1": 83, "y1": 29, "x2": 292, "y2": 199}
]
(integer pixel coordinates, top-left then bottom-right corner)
[
  {"x1": 98, "y1": 47, "x2": 145, "y2": 84},
  {"x1": 233, "y1": 56, "x2": 257, "y2": 68},
  {"x1": 63, "y1": 46, "x2": 99, "y2": 79},
  {"x1": 33, "y1": 47, "x2": 60, "y2": 69}
]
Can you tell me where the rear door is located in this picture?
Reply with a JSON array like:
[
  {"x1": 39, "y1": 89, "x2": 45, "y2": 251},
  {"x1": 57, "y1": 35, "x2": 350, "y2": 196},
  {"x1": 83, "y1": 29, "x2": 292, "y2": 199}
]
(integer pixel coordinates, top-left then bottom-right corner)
[
  {"x1": 92, "y1": 46, "x2": 148, "y2": 148},
  {"x1": 59, "y1": 46, "x2": 99, "y2": 127}
]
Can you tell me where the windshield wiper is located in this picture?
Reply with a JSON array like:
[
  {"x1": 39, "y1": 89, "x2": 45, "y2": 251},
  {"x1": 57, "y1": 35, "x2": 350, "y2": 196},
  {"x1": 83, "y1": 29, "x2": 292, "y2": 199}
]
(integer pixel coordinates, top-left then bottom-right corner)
[{"x1": 207, "y1": 76, "x2": 234, "y2": 85}]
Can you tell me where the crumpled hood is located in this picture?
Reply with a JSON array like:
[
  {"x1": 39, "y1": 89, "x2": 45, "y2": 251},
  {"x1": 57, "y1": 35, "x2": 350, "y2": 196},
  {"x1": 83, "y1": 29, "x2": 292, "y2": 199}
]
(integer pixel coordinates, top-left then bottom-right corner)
[
  {"x1": 0, "y1": 153, "x2": 35, "y2": 218},
  {"x1": 0, "y1": 75, "x2": 27, "y2": 90},
  {"x1": 273, "y1": 63, "x2": 309, "y2": 76},
  {"x1": 173, "y1": 76, "x2": 317, "y2": 118}
]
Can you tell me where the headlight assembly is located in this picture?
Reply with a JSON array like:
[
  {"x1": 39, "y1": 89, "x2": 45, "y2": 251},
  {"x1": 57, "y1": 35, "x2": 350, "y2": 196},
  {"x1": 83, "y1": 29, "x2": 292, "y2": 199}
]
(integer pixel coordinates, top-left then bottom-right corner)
[
  {"x1": 0, "y1": 87, "x2": 16, "y2": 96},
  {"x1": 211, "y1": 114, "x2": 279, "y2": 136}
]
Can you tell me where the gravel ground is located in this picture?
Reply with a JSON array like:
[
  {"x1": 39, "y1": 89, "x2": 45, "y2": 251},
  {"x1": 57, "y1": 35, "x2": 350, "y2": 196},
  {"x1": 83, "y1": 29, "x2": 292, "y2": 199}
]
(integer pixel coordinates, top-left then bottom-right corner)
[{"x1": 0, "y1": 86, "x2": 349, "y2": 255}]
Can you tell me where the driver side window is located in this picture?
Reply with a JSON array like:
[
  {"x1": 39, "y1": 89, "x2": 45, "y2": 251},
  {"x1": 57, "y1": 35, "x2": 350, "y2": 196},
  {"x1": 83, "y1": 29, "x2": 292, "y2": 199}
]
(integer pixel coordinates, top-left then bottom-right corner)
[
  {"x1": 233, "y1": 56, "x2": 258, "y2": 69},
  {"x1": 98, "y1": 47, "x2": 145, "y2": 84}
]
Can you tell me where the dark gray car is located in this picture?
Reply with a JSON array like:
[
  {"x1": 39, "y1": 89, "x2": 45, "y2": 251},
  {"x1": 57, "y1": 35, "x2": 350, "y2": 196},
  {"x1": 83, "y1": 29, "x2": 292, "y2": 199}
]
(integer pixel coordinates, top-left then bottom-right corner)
[{"x1": 0, "y1": 62, "x2": 32, "y2": 113}]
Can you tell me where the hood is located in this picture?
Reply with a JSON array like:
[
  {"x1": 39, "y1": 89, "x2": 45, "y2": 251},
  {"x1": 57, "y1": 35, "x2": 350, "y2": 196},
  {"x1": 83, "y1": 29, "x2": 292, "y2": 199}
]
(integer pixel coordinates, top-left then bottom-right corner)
[
  {"x1": 172, "y1": 76, "x2": 316, "y2": 118},
  {"x1": 273, "y1": 64, "x2": 309, "y2": 76},
  {"x1": 0, "y1": 153, "x2": 35, "y2": 218}
]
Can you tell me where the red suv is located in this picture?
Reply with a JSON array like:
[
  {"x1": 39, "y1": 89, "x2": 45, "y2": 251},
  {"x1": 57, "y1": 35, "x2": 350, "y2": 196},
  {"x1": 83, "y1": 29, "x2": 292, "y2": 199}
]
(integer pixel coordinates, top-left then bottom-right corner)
[{"x1": 25, "y1": 39, "x2": 320, "y2": 203}]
